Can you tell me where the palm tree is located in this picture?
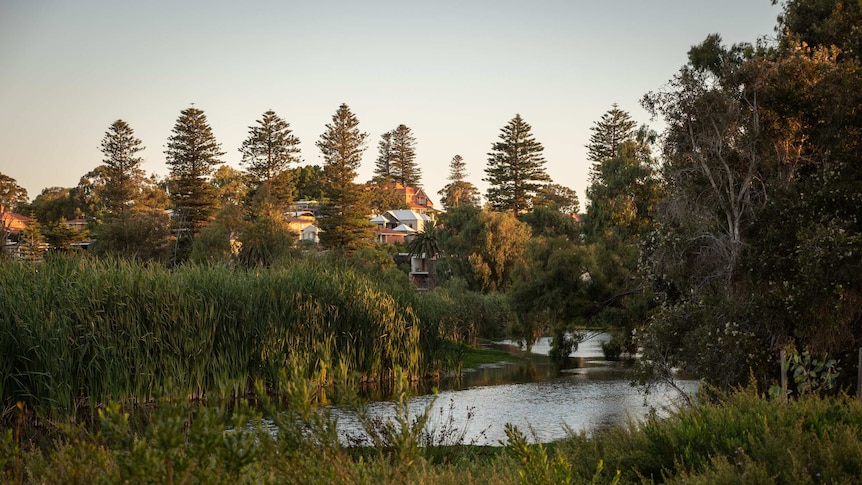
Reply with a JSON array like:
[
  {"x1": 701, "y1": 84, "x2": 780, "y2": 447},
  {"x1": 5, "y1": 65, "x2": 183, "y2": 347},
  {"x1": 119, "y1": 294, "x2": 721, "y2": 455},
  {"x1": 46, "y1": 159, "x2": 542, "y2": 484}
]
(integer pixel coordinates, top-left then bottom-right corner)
[{"x1": 407, "y1": 222, "x2": 440, "y2": 285}]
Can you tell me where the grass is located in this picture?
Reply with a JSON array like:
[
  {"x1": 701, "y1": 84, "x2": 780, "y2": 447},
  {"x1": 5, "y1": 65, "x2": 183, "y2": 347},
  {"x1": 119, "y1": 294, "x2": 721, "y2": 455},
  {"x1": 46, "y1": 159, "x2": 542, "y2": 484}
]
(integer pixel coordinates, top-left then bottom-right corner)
[
  {"x1": 460, "y1": 344, "x2": 524, "y2": 370},
  {"x1": 5, "y1": 383, "x2": 862, "y2": 484}
]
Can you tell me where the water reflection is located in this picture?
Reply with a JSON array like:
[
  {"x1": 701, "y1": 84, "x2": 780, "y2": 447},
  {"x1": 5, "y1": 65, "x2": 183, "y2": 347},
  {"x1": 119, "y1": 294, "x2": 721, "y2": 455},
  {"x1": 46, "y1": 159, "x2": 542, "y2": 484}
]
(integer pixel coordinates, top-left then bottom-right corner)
[{"x1": 280, "y1": 333, "x2": 698, "y2": 445}]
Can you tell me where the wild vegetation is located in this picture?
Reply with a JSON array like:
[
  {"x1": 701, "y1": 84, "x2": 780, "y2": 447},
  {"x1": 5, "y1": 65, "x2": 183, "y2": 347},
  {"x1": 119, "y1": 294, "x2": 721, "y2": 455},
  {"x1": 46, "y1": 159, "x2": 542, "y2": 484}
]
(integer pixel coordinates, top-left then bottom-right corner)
[
  {"x1": 4, "y1": 379, "x2": 862, "y2": 484},
  {"x1": 1, "y1": 0, "x2": 861, "y2": 481}
]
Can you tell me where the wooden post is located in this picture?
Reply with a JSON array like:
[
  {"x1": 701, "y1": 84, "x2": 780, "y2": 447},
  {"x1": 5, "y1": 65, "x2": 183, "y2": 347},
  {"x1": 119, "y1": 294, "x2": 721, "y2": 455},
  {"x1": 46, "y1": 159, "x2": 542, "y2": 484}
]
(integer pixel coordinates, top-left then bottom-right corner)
[
  {"x1": 780, "y1": 349, "x2": 787, "y2": 400},
  {"x1": 857, "y1": 348, "x2": 862, "y2": 402}
]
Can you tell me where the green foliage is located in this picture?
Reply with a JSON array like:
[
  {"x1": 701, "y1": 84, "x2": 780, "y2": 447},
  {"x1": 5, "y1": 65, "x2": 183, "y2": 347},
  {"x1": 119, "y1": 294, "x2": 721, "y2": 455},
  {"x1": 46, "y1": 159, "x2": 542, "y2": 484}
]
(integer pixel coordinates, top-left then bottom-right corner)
[
  {"x1": 373, "y1": 124, "x2": 420, "y2": 186},
  {"x1": 8, "y1": 386, "x2": 862, "y2": 484},
  {"x1": 0, "y1": 172, "x2": 29, "y2": 213},
  {"x1": 505, "y1": 424, "x2": 575, "y2": 485},
  {"x1": 788, "y1": 349, "x2": 841, "y2": 396},
  {"x1": 42, "y1": 220, "x2": 87, "y2": 252},
  {"x1": 531, "y1": 183, "x2": 580, "y2": 215},
  {"x1": 508, "y1": 235, "x2": 589, "y2": 351},
  {"x1": 0, "y1": 256, "x2": 426, "y2": 422},
  {"x1": 211, "y1": 165, "x2": 249, "y2": 209},
  {"x1": 92, "y1": 208, "x2": 171, "y2": 261},
  {"x1": 316, "y1": 104, "x2": 375, "y2": 253},
  {"x1": 408, "y1": 222, "x2": 441, "y2": 260},
  {"x1": 374, "y1": 130, "x2": 394, "y2": 181},
  {"x1": 438, "y1": 154, "x2": 481, "y2": 210},
  {"x1": 165, "y1": 106, "x2": 225, "y2": 247},
  {"x1": 99, "y1": 119, "x2": 147, "y2": 219},
  {"x1": 365, "y1": 179, "x2": 408, "y2": 215},
  {"x1": 439, "y1": 207, "x2": 531, "y2": 293},
  {"x1": 238, "y1": 109, "x2": 301, "y2": 187},
  {"x1": 640, "y1": 2, "x2": 862, "y2": 390},
  {"x1": 484, "y1": 114, "x2": 552, "y2": 213},
  {"x1": 27, "y1": 187, "x2": 82, "y2": 226},
  {"x1": 290, "y1": 164, "x2": 325, "y2": 201},
  {"x1": 585, "y1": 103, "x2": 636, "y2": 165},
  {"x1": 237, "y1": 211, "x2": 297, "y2": 267},
  {"x1": 585, "y1": 127, "x2": 661, "y2": 244},
  {"x1": 389, "y1": 124, "x2": 421, "y2": 187}
]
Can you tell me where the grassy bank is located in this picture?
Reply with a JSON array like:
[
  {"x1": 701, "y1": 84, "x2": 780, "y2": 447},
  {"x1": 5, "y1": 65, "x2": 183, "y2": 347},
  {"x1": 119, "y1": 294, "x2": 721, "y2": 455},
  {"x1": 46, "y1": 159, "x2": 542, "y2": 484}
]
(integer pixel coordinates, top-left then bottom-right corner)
[{"x1": 3, "y1": 384, "x2": 861, "y2": 484}]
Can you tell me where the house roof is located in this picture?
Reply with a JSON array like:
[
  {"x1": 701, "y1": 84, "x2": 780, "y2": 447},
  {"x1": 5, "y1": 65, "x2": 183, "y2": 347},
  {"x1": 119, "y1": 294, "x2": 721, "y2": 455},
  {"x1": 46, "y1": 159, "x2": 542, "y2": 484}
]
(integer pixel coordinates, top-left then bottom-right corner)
[
  {"x1": 376, "y1": 227, "x2": 406, "y2": 236},
  {"x1": 387, "y1": 209, "x2": 422, "y2": 222},
  {"x1": 1, "y1": 212, "x2": 30, "y2": 223},
  {"x1": 392, "y1": 223, "x2": 416, "y2": 233},
  {"x1": 369, "y1": 215, "x2": 388, "y2": 224},
  {"x1": 1, "y1": 212, "x2": 30, "y2": 233},
  {"x1": 393, "y1": 184, "x2": 434, "y2": 209}
]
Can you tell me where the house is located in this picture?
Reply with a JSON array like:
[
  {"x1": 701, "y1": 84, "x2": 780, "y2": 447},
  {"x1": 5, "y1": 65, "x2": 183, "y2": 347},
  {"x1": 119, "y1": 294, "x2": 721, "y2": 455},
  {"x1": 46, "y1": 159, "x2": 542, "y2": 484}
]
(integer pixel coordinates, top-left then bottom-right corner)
[
  {"x1": 410, "y1": 253, "x2": 437, "y2": 290},
  {"x1": 285, "y1": 210, "x2": 317, "y2": 239},
  {"x1": 382, "y1": 210, "x2": 432, "y2": 233},
  {"x1": 63, "y1": 218, "x2": 87, "y2": 232},
  {"x1": 1, "y1": 212, "x2": 29, "y2": 234},
  {"x1": 391, "y1": 183, "x2": 437, "y2": 215},
  {"x1": 301, "y1": 225, "x2": 320, "y2": 244},
  {"x1": 369, "y1": 210, "x2": 433, "y2": 244}
]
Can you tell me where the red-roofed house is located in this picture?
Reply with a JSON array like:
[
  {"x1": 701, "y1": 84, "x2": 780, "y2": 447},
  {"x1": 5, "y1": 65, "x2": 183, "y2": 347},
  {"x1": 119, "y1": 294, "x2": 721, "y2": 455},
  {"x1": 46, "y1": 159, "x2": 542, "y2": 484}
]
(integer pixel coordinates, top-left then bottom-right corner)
[
  {"x1": 391, "y1": 183, "x2": 436, "y2": 215},
  {"x1": 1, "y1": 212, "x2": 29, "y2": 234}
]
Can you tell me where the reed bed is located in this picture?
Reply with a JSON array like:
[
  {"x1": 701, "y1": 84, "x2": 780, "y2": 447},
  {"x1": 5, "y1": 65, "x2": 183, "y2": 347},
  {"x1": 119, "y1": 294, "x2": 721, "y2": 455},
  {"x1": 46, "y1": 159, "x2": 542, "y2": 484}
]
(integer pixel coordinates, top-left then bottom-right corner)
[{"x1": 0, "y1": 256, "x2": 425, "y2": 421}]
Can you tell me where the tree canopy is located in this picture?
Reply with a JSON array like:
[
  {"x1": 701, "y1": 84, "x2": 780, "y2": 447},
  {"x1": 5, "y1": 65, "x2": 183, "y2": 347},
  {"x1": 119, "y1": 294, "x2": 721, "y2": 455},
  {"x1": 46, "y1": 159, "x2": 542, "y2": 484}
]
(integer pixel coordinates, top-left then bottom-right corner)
[
  {"x1": 0, "y1": 173, "x2": 29, "y2": 213},
  {"x1": 239, "y1": 110, "x2": 301, "y2": 184},
  {"x1": 438, "y1": 155, "x2": 481, "y2": 210},
  {"x1": 484, "y1": 114, "x2": 551, "y2": 213},
  {"x1": 165, "y1": 106, "x2": 225, "y2": 243},
  {"x1": 99, "y1": 119, "x2": 146, "y2": 219},
  {"x1": 315, "y1": 103, "x2": 374, "y2": 252}
]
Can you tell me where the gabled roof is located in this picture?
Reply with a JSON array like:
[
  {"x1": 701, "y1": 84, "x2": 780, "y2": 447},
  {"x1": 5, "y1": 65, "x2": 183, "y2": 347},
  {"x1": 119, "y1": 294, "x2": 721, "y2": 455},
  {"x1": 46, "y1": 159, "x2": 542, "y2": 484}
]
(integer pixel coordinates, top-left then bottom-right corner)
[
  {"x1": 387, "y1": 209, "x2": 422, "y2": 222},
  {"x1": 392, "y1": 223, "x2": 416, "y2": 233}
]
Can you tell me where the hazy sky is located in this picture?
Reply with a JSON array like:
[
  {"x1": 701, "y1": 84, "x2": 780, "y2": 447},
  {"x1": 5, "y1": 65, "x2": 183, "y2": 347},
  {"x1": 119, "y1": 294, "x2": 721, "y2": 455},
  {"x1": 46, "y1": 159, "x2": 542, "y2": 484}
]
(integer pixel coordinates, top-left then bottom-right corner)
[{"x1": 0, "y1": 0, "x2": 781, "y2": 207}]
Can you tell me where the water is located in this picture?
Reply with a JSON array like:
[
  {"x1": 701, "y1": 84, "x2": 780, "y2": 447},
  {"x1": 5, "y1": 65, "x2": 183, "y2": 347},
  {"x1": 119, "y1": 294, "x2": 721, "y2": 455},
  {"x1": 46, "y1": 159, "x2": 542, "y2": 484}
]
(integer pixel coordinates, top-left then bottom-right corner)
[{"x1": 271, "y1": 333, "x2": 698, "y2": 445}]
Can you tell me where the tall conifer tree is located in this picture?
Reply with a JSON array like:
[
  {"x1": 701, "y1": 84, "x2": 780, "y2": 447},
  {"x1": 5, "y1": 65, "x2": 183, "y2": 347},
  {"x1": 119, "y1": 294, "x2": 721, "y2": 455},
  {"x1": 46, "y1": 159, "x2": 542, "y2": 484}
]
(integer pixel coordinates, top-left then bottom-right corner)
[
  {"x1": 585, "y1": 104, "x2": 637, "y2": 180},
  {"x1": 389, "y1": 124, "x2": 420, "y2": 186},
  {"x1": 438, "y1": 154, "x2": 480, "y2": 209},
  {"x1": 239, "y1": 110, "x2": 301, "y2": 185},
  {"x1": 239, "y1": 110, "x2": 301, "y2": 210},
  {"x1": 99, "y1": 119, "x2": 146, "y2": 219},
  {"x1": 374, "y1": 131, "x2": 394, "y2": 181},
  {"x1": 315, "y1": 103, "x2": 373, "y2": 251},
  {"x1": 484, "y1": 114, "x2": 551, "y2": 213},
  {"x1": 165, "y1": 107, "x2": 224, "y2": 242}
]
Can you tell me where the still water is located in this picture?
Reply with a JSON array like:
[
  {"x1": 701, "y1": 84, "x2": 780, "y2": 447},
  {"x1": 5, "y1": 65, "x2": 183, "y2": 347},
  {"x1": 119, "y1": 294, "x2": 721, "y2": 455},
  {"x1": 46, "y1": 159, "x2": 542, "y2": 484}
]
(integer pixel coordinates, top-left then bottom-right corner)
[{"x1": 329, "y1": 333, "x2": 699, "y2": 446}]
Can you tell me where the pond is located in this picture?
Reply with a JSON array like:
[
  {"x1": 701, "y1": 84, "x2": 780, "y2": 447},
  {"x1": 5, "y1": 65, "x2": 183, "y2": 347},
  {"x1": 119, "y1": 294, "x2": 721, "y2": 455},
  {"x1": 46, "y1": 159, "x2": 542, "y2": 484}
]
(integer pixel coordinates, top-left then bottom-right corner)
[{"x1": 321, "y1": 333, "x2": 699, "y2": 446}]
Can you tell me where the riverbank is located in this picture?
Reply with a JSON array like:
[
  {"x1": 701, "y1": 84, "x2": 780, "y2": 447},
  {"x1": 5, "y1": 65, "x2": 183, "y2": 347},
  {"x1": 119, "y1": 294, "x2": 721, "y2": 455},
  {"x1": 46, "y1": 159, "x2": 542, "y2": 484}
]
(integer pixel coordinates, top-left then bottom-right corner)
[{"x1": 4, "y1": 386, "x2": 860, "y2": 483}]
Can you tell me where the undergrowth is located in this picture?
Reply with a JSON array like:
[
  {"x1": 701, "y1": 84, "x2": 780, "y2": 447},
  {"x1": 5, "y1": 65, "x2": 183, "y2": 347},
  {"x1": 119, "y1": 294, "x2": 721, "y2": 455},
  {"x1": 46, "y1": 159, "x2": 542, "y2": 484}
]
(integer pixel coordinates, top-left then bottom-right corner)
[{"x1": 3, "y1": 383, "x2": 862, "y2": 484}]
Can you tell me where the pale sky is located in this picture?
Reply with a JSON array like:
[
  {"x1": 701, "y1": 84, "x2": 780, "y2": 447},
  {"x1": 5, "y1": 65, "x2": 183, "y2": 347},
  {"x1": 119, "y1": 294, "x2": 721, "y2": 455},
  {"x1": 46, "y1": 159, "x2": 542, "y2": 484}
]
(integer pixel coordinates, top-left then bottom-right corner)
[{"x1": 0, "y1": 0, "x2": 781, "y2": 207}]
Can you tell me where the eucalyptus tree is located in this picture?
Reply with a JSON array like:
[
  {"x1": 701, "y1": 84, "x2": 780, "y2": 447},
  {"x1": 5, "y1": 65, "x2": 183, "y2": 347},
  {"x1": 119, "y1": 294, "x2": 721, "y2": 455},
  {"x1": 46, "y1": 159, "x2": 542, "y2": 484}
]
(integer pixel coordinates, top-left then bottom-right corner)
[
  {"x1": 484, "y1": 114, "x2": 551, "y2": 213},
  {"x1": 639, "y1": 1, "x2": 862, "y2": 390},
  {"x1": 0, "y1": 173, "x2": 29, "y2": 214},
  {"x1": 531, "y1": 183, "x2": 579, "y2": 215},
  {"x1": 315, "y1": 103, "x2": 374, "y2": 252},
  {"x1": 165, "y1": 107, "x2": 225, "y2": 260}
]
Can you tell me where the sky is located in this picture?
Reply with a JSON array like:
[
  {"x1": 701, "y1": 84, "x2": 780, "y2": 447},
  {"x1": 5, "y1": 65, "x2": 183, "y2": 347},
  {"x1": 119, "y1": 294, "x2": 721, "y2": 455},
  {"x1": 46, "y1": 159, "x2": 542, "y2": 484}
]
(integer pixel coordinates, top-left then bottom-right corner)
[{"x1": 0, "y1": 0, "x2": 782, "y2": 208}]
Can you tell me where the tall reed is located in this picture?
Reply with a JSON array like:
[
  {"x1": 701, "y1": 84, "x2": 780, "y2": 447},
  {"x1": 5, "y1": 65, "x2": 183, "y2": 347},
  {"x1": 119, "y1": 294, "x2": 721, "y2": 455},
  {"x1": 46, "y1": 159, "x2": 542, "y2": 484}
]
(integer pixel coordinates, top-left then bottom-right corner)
[{"x1": 0, "y1": 255, "x2": 425, "y2": 421}]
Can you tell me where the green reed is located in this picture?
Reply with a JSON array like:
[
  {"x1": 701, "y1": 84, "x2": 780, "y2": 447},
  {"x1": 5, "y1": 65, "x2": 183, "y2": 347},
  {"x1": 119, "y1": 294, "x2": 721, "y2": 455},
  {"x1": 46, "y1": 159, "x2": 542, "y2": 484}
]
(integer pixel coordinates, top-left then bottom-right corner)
[{"x1": 0, "y1": 255, "x2": 426, "y2": 421}]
